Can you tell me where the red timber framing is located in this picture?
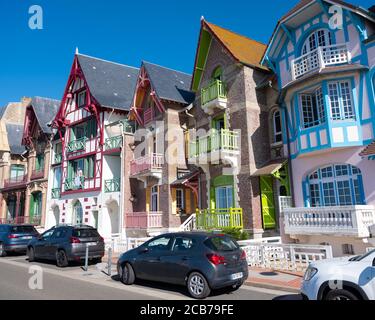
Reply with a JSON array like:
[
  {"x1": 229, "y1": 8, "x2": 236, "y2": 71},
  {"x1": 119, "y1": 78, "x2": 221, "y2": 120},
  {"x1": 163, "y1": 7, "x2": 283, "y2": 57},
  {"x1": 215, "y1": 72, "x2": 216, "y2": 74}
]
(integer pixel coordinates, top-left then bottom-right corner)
[
  {"x1": 52, "y1": 55, "x2": 104, "y2": 195},
  {"x1": 129, "y1": 65, "x2": 166, "y2": 127},
  {"x1": 22, "y1": 104, "x2": 40, "y2": 149}
]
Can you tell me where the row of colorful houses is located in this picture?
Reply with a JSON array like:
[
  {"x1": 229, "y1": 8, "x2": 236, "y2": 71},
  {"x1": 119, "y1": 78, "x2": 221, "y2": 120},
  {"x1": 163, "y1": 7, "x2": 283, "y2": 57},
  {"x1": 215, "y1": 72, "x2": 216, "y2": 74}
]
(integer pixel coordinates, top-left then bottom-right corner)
[{"x1": 0, "y1": 0, "x2": 374, "y2": 256}]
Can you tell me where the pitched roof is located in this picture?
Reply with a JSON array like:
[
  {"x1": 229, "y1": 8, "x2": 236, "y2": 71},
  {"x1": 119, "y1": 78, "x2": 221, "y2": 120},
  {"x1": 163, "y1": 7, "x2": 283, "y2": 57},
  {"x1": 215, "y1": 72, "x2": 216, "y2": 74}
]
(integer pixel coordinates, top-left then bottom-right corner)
[
  {"x1": 29, "y1": 97, "x2": 60, "y2": 134},
  {"x1": 360, "y1": 141, "x2": 375, "y2": 157},
  {"x1": 77, "y1": 54, "x2": 139, "y2": 111},
  {"x1": 142, "y1": 61, "x2": 195, "y2": 105},
  {"x1": 203, "y1": 20, "x2": 269, "y2": 71},
  {"x1": 5, "y1": 124, "x2": 25, "y2": 155},
  {"x1": 0, "y1": 106, "x2": 6, "y2": 119}
]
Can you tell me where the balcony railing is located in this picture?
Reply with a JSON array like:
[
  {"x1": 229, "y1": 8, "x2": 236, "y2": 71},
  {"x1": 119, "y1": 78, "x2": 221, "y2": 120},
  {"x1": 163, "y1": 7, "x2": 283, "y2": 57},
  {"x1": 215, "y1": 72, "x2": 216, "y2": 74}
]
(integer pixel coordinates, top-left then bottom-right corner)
[
  {"x1": 104, "y1": 178, "x2": 121, "y2": 193},
  {"x1": 0, "y1": 216, "x2": 42, "y2": 226},
  {"x1": 120, "y1": 119, "x2": 135, "y2": 134},
  {"x1": 284, "y1": 205, "x2": 375, "y2": 238},
  {"x1": 64, "y1": 177, "x2": 85, "y2": 191},
  {"x1": 189, "y1": 129, "x2": 240, "y2": 158},
  {"x1": 54, "y1": 153, "x2": 62, "y2": 164},
  {"x1": 196, "y1": 208, "x2": 243, "y2": 230},
  {"x1": 201, "y1": 80, "x2": 227, "y2": 107},
  {"x1": 51, "y1": 188, "x2": 61, "y2": 199},
  {"x1": 31, "y1": 168, "x2": 44, "y2": 180},
  {"x1": 3, "y1": 174, "x2": 27, "y2": 188},
  {"x1": 67, "y1": 137, "x2": 87, "y2": 153},
  {"x1": 291, "y1": 44, "x2": 350, "y2": 80},
  {"x1": 144, "y1": 108, "x2": 155, "y2": 125},
  {"x1": 105, "y1": 136, "x2": 123, "y2": 151},
  {"x1": 125, "y1": 212, "x2": 163, "y2": 229},
  {"x1": 130, "y1": 153, "x2": 163, "y2": 176}
]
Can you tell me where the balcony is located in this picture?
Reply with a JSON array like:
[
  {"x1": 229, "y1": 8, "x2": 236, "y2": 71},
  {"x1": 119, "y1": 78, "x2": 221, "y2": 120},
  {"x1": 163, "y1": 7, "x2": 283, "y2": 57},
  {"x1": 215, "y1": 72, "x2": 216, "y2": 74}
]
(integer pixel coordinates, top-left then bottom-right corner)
[
  {"x1": 0, "y1": 216, "x2": 41, "y2": 226},
  {"x1": 188, "y1": 129, "x2": 240, "y2": 166},
  {"x1": 284, "y1": 206, "x2": 375, "y2": 238},
  {"x1": 201, "y1": 80, "x2": 227, "y2": 115},
  {"x1": 125, "y1": 212, "x2": 163, "y2": 229},
  {"x1": 67, "y1": 137, "x2": 87, "y2": 153},
  {"x1": 3, "y1": 175, "x2": 27, "y2": 189},
  {"x1": 104, "y1": 178, "x2": 120, "y2": 193},
  {"x1": 54, "y1": 153, "x2": 62, "y2": 165},
  {"x1": 291, "y1": 44, "x2": 351, "y2": 81},
  {"x1": 31, "y1": 168, "x2": 44, "y2": 180},
  {"x1": 64, "y1": 177, "x2": 85, "y2": 191},
  {"x1": 105, "y1": 136, "x2": 123, "y2": 152},
  {"x1": 130, "y1": 153, "x2": 163, "y2": 180},
  {"x1": 196, "y1": 208, "x2": 243, "y2": 230},
  {"x1": 51, "y1": 188, "x2": 61, "y2": 199}
]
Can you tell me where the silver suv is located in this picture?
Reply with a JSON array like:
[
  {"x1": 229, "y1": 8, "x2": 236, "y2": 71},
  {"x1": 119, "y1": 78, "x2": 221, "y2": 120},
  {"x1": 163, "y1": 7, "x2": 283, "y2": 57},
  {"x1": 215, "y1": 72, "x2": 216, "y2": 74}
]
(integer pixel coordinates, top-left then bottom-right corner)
[{"x1": 27, "y1": 225, "x2": 105, "y2": 267}]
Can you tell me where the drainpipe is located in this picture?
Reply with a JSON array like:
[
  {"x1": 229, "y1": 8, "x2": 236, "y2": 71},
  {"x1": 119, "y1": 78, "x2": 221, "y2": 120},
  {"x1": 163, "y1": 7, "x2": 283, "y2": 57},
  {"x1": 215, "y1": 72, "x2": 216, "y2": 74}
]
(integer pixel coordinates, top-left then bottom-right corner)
[{"x1": 119, "y1": 120, "x2": 126, "y2": 240}]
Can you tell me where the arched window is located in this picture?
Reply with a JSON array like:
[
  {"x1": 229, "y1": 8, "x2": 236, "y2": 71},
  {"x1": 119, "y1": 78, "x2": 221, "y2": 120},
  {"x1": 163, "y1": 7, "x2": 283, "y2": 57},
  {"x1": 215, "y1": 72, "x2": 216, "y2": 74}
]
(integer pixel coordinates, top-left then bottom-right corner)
[
  {"x1": 302, "y1": 29, "x2": 332, "y2": 55},
  {"x1": 73, "y1": 201, "x2": 83, "y2": 225},
  {"x1": 212, "y1": 66, "x2": 223, "y2": 81},
  {"x1": 272, "y1": 110, "x2": 282, "y2": 143},
  {"x1": 306, "y1": 164, "x2": 365, "y2": 207}
]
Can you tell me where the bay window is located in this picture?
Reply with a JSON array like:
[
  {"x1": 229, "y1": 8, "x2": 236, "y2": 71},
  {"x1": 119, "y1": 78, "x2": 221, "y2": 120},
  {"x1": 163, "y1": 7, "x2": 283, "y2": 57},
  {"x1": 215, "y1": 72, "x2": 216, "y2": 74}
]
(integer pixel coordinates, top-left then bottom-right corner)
[
  {"x1": 300, "y1": 87, "x2": 325, "y2": 128},
  {"x1": 307, "y1": 164, "x2": 365, "y2": 207},
  {"x1": 328, "y1": 81, "x2": 355, "y2": 120}
]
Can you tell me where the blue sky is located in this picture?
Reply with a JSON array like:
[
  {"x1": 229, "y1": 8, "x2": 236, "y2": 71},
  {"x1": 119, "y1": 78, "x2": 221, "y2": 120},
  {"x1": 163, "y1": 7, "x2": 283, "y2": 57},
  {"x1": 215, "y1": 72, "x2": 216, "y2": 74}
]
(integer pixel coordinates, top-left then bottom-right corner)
[{"x1": 0, "y1": 0, "x2": 373, "y2": 107}]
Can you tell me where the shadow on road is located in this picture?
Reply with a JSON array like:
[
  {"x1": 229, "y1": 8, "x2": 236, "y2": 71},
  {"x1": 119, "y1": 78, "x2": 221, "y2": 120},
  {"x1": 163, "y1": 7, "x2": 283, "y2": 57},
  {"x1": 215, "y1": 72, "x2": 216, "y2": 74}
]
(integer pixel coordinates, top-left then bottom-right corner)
[
  {"x1": 110, "y1": 274, "x2": 240, "y2": 299},
  {"x1": 273, "y1": 294, "x2": 303, "y2": 300}
]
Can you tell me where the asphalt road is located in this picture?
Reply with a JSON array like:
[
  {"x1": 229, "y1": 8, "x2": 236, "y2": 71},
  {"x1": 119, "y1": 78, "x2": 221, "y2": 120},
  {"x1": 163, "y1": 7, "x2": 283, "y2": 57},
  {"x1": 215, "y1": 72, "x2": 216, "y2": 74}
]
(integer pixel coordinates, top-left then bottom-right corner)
[{"x1": 0, "y1": 255, "x2": 300, "y2": 300}]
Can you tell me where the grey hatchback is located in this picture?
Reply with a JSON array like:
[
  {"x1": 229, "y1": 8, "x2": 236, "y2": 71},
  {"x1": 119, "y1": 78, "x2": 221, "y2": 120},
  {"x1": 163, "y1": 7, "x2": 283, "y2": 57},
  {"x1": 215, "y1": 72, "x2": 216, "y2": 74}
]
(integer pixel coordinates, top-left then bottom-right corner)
[
  {"x1": 117, "y1": 232, "x2": 248, "y2": 299},
  {"x1": 27, "y1": 225, "x2": 105, "y2": 267},
  {"x1": 0, "y1": 225, "x2": 39, "y2": 256}
]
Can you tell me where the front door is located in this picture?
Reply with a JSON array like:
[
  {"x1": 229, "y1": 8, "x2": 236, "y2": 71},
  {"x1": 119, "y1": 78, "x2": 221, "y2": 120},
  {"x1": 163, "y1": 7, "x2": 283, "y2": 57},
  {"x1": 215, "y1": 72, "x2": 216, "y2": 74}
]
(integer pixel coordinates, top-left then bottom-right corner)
[{"x1": 260, "y1": 176, "x2": 276, "y2": 229}]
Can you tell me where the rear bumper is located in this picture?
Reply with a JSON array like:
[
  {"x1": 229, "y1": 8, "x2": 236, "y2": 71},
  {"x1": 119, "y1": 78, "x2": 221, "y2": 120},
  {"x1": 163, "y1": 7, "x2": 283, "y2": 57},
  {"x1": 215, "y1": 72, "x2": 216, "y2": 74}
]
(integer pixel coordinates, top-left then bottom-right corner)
[
  {"x1": 67, "y1": 250, "x2": 105, "y2": 261},
  {"x1": 3, "y1": 244, "x2": 28, "y2": 253},
  {"x1": 209, "y1": 264, "x2": 249, "y2": 290}
]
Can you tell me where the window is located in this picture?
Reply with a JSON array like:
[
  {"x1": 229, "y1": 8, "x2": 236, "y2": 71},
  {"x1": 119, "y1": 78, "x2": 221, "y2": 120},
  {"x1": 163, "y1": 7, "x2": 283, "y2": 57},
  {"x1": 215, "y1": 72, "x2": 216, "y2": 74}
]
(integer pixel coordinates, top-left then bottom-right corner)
[
  {"x1": 55, "y1": 142, "x2": 62, "y2": 155},
  {"x1": 151, "y1": 186, "x2": 158, "y2": 212},
  {"x1": 146, "y1": 236, "x2": 173, "y2": 252},
  {"x1": 212, "y1": 66, "x2": 223, "y2": 81},
  {"x1": 31, "y1": 192, "x2": 42, "y2": 218},
  {"x1": 342, "y1": 244, "x2": 354, "y2": 255},
  {"x1": 53, "y1": 167, "x2": 62, "y2": 188},
  {"x1": 84, "y1": 156, "x2": 95, "y2": 179},
  {"x1": 71, "y1": 118, "x2": 97, "y2": 141},
  {"x1": 73, "y1": 202, "x2": 83, "y2": 225},
  {"x1": 35, "y1": 154, "x2": 45, "y2": 172},
  {"x1": 68, "y1": 156, "x2": 95, "y2": 180},
  {"x1": 328, "y1": 81, "x2": 355, "y2": 121},
  {"x1": 273, "y1": 110, "x2": 282, "y2": 143},
  {"x1": 10, "y1": 165, "x2": 25, "y2": 181},
  {"x1": 307, "y1": 164, "x2": 364, "y2": 207},
  {"x1": 215, "y1": 186, "x2": 234, "y2": 209},
  {"x1": 302, "y1": 29, "x2": 332, "y2": 54},
  {"x1": 176, "y1": 189, "x2": 185, "y2": 212},
  {"x1": 77, "y1": 90, "x2": 87, "y2": 108},
  {"x1": 172, "y1": 237, "x2": 195, "y2": 252},
  {"x1": 300, "y1": 87, "x2": 326, "y2": 128},
  {"x1": 204, "y1": 236, "x2": 239, "y2": 252}
]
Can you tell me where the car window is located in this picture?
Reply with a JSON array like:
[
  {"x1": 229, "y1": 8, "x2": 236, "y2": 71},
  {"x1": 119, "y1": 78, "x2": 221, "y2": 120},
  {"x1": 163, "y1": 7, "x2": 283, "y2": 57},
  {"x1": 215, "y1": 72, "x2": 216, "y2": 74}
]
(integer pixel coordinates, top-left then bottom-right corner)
[
  {"x1": 41, "y1": 229, "x2": 54, "y2": 239},
  {"x1": 52, "y1": 229, "x2": 67, "y2": 239},
  {"x1": 73, "y1": 229, "x2": 100, "y2": 238},
  {"x1": 204, "y1": 236, "x2": 239, "y2": 252},
  {"x1": 146, "y1": 236, "x2": 173, "y2": 251},
  {"x1": 172, "y1": 237, "x2": 195, "y2": 252},
  {"x1": 10, "y1": 226, "x2": 37, "y2": 234}
]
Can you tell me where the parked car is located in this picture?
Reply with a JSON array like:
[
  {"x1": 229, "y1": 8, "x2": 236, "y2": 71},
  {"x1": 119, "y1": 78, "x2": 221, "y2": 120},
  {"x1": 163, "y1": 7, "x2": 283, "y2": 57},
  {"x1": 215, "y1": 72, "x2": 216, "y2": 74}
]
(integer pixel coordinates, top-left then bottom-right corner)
[
  {"x1": 301, "y1": 249, "x2": 375, "y2": 300},
  {"x1": 0, "y1": 224, "x2": 39, "y2": 257},
  {"x1": 27, "y1": 225, "x2": 105, "y2": 268},
  {"x1": 117, "y1": 232, "x2": 248, "y2": 299}
]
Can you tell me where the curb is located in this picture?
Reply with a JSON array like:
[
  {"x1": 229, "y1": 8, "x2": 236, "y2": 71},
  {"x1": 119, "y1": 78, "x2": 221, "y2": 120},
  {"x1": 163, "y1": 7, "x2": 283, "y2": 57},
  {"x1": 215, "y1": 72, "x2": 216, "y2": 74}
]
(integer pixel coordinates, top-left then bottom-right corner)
[{"x1": 244, "y1": 281, "x2": 300, "y2": 294}]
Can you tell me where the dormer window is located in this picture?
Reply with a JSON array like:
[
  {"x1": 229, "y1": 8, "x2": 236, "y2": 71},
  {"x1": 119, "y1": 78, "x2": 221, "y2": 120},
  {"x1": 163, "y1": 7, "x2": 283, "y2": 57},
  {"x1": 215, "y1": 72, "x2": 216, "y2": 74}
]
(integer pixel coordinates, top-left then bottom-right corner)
[
  {"x1": 77, "y1": 90, "x2": 87, "y2": 108},
  {"x1": 302, "y1": 29, "x2": 332, "y2": 55}
]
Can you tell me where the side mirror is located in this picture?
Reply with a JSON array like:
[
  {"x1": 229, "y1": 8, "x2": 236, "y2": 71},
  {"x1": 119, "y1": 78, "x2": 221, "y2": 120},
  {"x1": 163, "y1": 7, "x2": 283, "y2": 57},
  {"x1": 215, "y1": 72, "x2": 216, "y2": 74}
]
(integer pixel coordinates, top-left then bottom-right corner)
[{"x1": 140, "y1": 247, "x2": 149, "y2": 254}]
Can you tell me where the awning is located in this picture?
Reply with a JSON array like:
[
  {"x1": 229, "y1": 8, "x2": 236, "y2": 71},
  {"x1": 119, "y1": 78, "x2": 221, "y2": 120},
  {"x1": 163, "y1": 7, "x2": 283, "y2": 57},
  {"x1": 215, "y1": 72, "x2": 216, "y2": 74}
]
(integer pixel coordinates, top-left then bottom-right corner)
[
  {"x1": 171, "y1": 170, "x2": 200, "y2": 186},
  {"x1": 251, "y1": 159, "x2": 287, "y2": 177}
]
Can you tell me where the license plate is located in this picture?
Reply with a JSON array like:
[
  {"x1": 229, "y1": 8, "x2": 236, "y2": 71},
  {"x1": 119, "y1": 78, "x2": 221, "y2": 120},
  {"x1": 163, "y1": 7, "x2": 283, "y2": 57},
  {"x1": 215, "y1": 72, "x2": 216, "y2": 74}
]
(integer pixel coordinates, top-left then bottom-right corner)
[
  {"x1": 22, "y1": 236, "x2": 32, "y2": 240},
  {"x1": 87, "y1": 242, "x2": 97, "y2": 247},
  {"x1": 230, "y1": 272, "x2": 243, "y2": 280}
]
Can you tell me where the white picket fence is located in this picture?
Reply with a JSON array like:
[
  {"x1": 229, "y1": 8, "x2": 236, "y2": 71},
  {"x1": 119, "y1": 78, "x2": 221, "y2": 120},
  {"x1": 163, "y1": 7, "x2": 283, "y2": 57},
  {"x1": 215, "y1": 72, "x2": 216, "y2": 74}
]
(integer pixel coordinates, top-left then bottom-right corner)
[
  {"x1": 105, "y1": 237, "x2": 150, "y2": 254},
  {"x1": 238, "y1": 243, "x2": 333, "y2": 272}
]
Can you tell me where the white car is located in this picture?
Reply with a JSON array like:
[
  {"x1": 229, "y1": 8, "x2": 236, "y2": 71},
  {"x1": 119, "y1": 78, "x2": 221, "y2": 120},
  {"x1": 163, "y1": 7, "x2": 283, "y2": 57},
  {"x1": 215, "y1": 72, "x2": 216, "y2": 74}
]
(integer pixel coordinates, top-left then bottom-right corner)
[{"x1": 301, "y1": 250, "x2": 375, "y2": 300}]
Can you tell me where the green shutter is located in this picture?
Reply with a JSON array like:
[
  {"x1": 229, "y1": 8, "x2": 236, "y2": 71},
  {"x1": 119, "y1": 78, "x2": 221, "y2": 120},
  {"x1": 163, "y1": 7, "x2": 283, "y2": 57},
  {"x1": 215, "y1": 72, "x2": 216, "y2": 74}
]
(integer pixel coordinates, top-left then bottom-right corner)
[
  {"x1": 29, "y1": 194, "x2": 35, "y2": 218},
  {"x1": 260, "y1": 176, "x2": 276, "y2": 229},
  {"x1": 210, "y1": 187, "x2": 216, "y2": 210}
]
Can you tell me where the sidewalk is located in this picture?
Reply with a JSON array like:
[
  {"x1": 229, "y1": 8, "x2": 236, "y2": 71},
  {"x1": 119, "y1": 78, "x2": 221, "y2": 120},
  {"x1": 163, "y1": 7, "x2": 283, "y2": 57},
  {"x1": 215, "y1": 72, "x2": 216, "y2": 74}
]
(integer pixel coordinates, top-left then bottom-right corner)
[{"x1": 245, "y1": 267, "x2": 303, "y2": 293}]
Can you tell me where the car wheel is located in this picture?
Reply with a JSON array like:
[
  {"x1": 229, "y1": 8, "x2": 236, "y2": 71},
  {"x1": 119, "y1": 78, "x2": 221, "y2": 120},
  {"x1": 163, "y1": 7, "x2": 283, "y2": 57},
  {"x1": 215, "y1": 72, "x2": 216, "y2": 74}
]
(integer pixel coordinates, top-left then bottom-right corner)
[
  {"x1": 187, "y1": 272, "x2": 211, "y2": 299},
  {"x1": 28, "y1": 247, "x2": 35, "y2": 262},
  {"x1": 121, "y1": 263, "x2": 135, "y2": 285},
  {"x1": 0, "y1": 243, "x2": 7, "y2": 257},
  {"x1": 325, "y1": 289, "x2": 359, "y2": 301},
  {"x1": 56, "y1": 250, "x2": 69, "y2": 268}
]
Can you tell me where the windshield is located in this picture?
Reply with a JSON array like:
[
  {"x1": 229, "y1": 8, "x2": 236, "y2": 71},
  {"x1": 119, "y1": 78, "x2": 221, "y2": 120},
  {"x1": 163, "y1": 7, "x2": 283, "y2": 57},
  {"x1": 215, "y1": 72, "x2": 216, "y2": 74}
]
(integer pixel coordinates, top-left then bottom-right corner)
[
  {"x1": 73, "y1": 229, "x2": 100, "y2": 238},
  {"x1": 204, "y1": 236, "x2": 239, "y2": 252},
  {"x1": 350, "y1": 249, "x2": 375, "y2": 262},
  {"x1": 10, "y1": 226, "x2": 37, "y2": 234}
]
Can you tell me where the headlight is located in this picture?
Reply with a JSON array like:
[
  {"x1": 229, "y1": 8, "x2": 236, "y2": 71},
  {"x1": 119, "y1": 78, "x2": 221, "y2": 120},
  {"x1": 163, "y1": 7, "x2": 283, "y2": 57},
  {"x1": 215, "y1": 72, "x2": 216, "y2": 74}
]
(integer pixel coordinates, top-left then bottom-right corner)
[{"x1": 303, "y1": 267, "x2": 318, "y2": 281}]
